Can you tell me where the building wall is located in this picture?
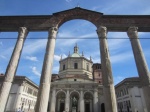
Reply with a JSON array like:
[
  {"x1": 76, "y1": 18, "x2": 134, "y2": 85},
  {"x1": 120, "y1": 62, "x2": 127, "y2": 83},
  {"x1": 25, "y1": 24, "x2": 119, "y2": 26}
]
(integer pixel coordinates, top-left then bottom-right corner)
[
  {"x1": 92, "y1": 63, "x2": 102, "y2": 84},
  {"x1": 115, "y1": 78, "x2": 147, "y2": 112},
  {"x1": 49, "y1": 81, "x2": 103, "y2": 112},
  {"x1": 0, "y1": 76, "x2": 38, "y2": 112},
  {"x1": 59, "y1": 57, "x2": 93, "y2": 79},
  {"x1": 129, "y1": 87, "x2": 147, "y2": 112},
  {"x1": 18, "y1": 83, "x2": 38, "y2": 112}
]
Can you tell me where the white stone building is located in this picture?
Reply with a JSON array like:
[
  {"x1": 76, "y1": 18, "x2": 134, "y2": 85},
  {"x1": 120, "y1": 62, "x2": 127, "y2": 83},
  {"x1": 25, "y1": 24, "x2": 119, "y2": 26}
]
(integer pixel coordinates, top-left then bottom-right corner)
[
  {"x1": 48, "y1": 45, "x2": 104, "y2": 112},
  {"x1": 115, "y1": 77, "x2": 147, "y2": 112},
  {"x1": 0, "y1": 74, "x2": 38, "y2": 112}
]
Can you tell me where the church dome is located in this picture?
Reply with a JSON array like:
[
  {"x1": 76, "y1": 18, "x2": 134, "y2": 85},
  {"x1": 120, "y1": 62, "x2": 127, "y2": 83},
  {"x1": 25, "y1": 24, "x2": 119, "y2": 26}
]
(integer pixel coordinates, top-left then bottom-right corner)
[{"x1": 71, "y1": 53, "x2": 81, "y2": 57}]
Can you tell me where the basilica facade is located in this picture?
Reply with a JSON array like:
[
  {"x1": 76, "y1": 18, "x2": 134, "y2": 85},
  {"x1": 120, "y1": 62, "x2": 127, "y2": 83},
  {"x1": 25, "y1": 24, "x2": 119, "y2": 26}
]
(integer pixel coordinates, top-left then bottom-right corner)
[{"x1": 48, "y1": 45, "x2": 104, "y2": 112}]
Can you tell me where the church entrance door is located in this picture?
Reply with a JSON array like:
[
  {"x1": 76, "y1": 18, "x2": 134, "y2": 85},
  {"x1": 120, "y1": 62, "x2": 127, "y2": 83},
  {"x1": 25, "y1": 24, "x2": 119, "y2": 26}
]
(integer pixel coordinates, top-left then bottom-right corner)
[
  {"x1": 60, "y1": 102, "x2": 65, "y2": 112},
  {"x1": 85, "y1": 103, "x2": 90, "y2": 112}
]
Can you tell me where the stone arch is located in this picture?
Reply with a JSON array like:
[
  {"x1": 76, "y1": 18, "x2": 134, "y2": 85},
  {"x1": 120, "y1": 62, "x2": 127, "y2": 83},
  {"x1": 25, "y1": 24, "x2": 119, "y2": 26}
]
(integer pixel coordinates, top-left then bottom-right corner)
[
  {"x1": 84, "y1": 92, "x2": 93, "y2": 112},
  {"x1": 70, "y1": 91, "x2": 80, "y2": 112},
  {"x1": 50, "y1": 7, "x2": 103, "y2": 28},
  {"x1": 56, "y1": 89, "x2": 66, "y2": 97},
  {"x1": 69, "y1": 90, "x2": 80, "y2": 97},
  {"x1": 56, "y1": 90, "x2": 66, "y2": 112},
  {"x1": 84, "y1": 91, "x2": 94, "y2": 96}
]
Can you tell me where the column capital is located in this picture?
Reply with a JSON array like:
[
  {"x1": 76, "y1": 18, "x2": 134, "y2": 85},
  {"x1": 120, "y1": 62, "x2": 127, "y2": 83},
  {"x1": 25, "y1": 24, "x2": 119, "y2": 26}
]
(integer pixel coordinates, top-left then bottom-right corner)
[
  {"x1": 127, "y1": 26, "x2": 138, "y2": 38},
  {"x1": 48, "y1": 26, "x2": 58, "y2": 38},
  {"x1": 97, "y1": 26, "x2": 107, "y2": 38},
  {"x1": 18, "y1": 27, "x2": 28, "y2": 38},
  {"x1": 94, "y1": 88, "x2": 98, "y2": 92}
]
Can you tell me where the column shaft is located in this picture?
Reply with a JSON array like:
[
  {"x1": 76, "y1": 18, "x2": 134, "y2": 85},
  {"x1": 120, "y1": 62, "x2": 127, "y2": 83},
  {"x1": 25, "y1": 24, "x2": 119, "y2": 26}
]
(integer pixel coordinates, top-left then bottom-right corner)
[
  {"x1": 50, "y1": 89, "x2": 56, "y2": 112},
  {"x1": 35, "y1": 27, "x2": 57, "y2": 112},
  {"x1": 0, "y1": 27, "x2": 28, "y2": 112},
  {"x1": 80, "y1": 90, "x2": 84, "y2": 112},
  {"x1": 97, "y1": 26, "x2": 117, "y2": 112},
  {"x1": 65, "y1": 90, "x2": 70, "y2": 112},
  {"x1": 93, "y1": 89, "x2": 98, "y2": 112},
  {"x1": 127, "y1": 26, "x2": 150, "y2": 111}
]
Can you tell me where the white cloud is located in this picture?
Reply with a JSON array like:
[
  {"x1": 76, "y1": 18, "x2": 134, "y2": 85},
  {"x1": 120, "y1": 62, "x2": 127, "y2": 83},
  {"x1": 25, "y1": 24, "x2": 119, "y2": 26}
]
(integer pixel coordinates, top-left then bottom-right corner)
[
  {"x1": 23, "y1": 39, "x2": 47, "y2": 55},
  {"x1": 54, "y1": 55, "x2": 61, "y2": 61},
  {"x1": 54, "y1": 54, "x2": 67, "y2": 61},
  {"x1": 0, "y1": 42, "x2": 3, "y2": 46},
  {"x1": 110, "y1": 51, "x2": 133, "y2": 64},
  {"x1": 25, "y1": 56, "x2": 38, "y2": 61},
  {"x1": 65, "y1": 0, "x2": 72, "y2": 3},
  {"x1": 0, "y1": 55, "x2": 7, "y2": 59},
  {"x1": 57, "y1": 31, "x2": 97, "y2": 47},
  {"x1": 30, "y1": 66, "x2": 41, "y2": 76},
  {"x1": 92, "y1": 0, "x2": 150, "y2": 15}
]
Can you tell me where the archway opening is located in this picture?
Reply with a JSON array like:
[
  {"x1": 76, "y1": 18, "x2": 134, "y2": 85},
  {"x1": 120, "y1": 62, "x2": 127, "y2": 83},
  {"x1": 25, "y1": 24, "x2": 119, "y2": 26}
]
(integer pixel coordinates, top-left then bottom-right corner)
[
  {"x1": 53, "y1": 19, "x2": 99, "y2": 74},
  {"x1": 84, "y1": 92, "x2": 93, "y2": 112},
  {"x1": 101, "y1": 103, "x2": 105, "y2": 112},
  {"x1": 56, "y1": 91, "x2": 66, "y2": 112},
  {"x1": 70, "y1": 92, "x2": 80, "y2": 112}
]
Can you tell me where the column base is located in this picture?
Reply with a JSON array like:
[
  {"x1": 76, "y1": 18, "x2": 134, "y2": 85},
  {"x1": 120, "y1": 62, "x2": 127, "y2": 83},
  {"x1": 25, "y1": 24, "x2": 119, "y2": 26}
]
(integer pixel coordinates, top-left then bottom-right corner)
[{"x1": 103, "y1": 84, "x2": 118, "y2": 112}]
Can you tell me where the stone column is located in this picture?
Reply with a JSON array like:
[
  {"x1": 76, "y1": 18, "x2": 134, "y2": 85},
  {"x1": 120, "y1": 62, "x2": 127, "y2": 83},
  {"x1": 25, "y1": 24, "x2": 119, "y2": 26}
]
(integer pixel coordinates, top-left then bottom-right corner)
[
  {"x1": 35, "y1": 27, "x2": 58, "y2": 112},
  {"x1": 80, "y1": 90, "x2": 84, "y2": 112},
  {"x1": 50, "y1": 88, "x2": 56, "y2": 112},
  {"x1": 0, "y1": 27, "x2": 28, "y2": 112},
  {"x1": 65, "y1": 90, "x2": 70, "y2": 112},
  {"x1": 97, "y1": 26, "x2": 118, "y2": 112},
  {"x1": 127, "y1": 26, "x2": 150, "y2": 111},
  {"x1": 93, "y1": 89, "x2": 98, "y2": 112}
]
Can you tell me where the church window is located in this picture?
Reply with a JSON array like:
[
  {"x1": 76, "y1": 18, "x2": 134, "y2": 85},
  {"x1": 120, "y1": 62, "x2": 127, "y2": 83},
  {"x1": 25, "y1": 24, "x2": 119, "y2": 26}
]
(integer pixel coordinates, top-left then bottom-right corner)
[
  {"x1": 74, "y1": 63, "x2": 78, "y2": 69},
  {"x1": 63, "y1": 64, "x2": 65, "y2": 70},
  {"x1": 86, "y1": 64, "x2": 89, "y2": 71}
]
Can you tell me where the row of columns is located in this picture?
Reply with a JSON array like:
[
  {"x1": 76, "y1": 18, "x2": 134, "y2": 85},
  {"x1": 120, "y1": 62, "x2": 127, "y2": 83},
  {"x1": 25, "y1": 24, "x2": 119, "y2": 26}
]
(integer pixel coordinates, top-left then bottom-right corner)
[
  {"x1": 50, "y1": 89, "x2": 98, "y2": 112},
  {"x1": 0, "y1": 26, "x2": 150, "y2": 112}
]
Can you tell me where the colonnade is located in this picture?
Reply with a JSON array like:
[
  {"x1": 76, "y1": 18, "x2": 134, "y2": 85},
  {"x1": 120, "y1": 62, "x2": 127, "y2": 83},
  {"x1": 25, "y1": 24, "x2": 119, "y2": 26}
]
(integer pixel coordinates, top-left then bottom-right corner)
[
  {"x1": 50, "y1": 89, "x2": 98, "y2": 112},
  {"x1": 0, "y1": 26, "x2": 150, "y2": 112}
]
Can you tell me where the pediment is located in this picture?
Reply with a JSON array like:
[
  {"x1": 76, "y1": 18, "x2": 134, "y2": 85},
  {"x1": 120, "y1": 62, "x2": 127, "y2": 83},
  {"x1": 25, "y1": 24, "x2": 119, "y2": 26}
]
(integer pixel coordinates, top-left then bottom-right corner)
[{"x1": 53, "y1": 7, "x2": 103, "y2": 16}]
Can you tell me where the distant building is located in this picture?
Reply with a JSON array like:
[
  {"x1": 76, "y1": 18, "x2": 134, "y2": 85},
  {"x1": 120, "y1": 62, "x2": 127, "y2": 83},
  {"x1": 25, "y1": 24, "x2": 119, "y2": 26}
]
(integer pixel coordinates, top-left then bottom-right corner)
[
  {"x1": 115, "y1": 77, "x2": 147, "y2": 112},
  {"x1": 92, "y1": 63, "x2": 102, "y2": 84},
  {"x1": 48, "y1": 45, "x2": 104, "y2": 112},
  {"x1": 0, "y1": 74, "x2": 38, "y2": 112}
]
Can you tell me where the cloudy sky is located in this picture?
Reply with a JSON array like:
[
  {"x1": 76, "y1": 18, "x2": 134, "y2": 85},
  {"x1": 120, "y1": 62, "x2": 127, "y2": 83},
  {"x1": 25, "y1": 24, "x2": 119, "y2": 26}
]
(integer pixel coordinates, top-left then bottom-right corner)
[{"x1": 0, "y1": 0, "x2": 150, "y2": 85}]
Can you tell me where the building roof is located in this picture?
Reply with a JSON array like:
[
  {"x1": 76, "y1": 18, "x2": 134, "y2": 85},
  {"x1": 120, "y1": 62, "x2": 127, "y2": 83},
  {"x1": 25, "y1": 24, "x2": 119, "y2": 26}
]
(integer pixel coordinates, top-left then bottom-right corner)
[
  {"x1": 115, "y1": 77, "x2": 140, "y2": 89},
  {"x1": 71, "y1": 43, "x2": 82, "y2": 57},
  {"x1": 0, "y1": 75, "x2": 39, "y2": 89}
]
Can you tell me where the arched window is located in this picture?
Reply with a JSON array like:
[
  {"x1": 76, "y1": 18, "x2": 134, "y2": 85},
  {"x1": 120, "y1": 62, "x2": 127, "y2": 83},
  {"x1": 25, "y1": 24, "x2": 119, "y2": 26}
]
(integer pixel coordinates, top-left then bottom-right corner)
[{"x1": 74, "y1": 63, "x2": 78, "y2": 69}]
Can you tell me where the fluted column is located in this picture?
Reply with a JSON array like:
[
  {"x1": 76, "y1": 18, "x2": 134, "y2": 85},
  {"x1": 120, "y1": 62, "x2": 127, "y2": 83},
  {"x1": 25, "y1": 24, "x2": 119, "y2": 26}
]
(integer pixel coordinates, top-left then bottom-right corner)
[
  {"x1": 35, "y1": 27, "x2": 58, "y2": 112},
  {"x1": 97, "y1": 26, "x2": 117, "y2": 112},
  {"x1": 0, "y1": 27, "x2": 28, "y2": 112},
  {"x1": 80, "y1": 90, "x2": 84, "y2": 112},
  {"x1": 65, "y1": 90, "x2": 70, "y2": 112},
  {"x1": 127, "y1": 26, "x2": 150, "y2": 111},
  {"x1": 50, "y1": 88, "x2": 56, "y2": 112},
  {"x1": 93, "y1": 89, "x2": 98, "y2": 112}
]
